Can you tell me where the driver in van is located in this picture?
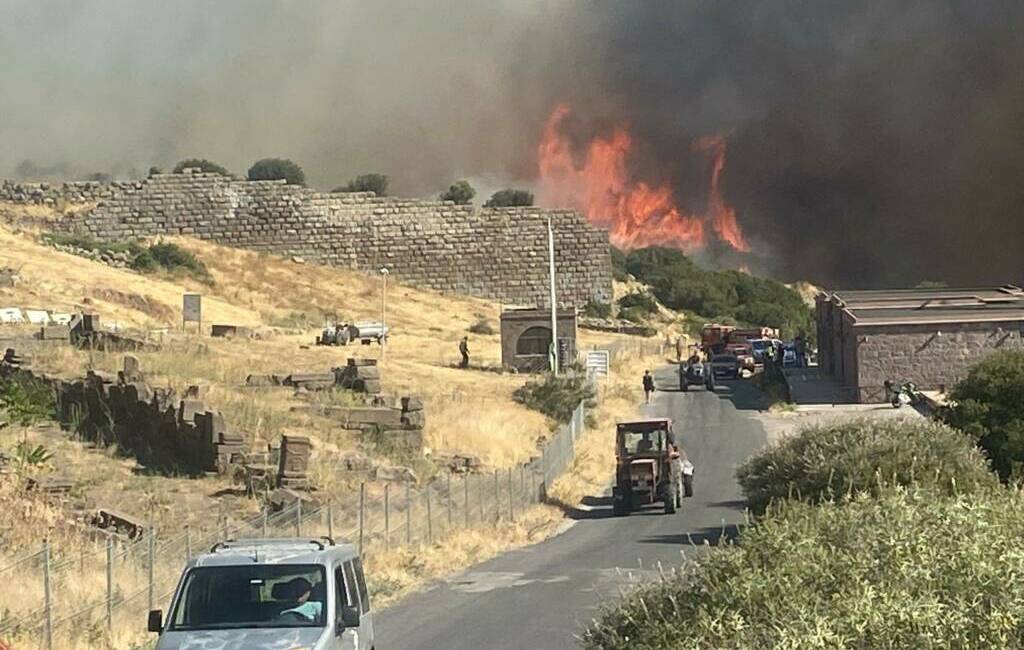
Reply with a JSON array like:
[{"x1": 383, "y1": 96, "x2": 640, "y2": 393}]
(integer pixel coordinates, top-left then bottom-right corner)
[{"x1": 278, "y1": 577, "x2": 323, "y2": 621}]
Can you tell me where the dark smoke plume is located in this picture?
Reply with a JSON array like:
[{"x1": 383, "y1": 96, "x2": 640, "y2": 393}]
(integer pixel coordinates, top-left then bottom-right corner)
[{"x1": 2, "y1": 1, "x2": 1022, "y2": 287}]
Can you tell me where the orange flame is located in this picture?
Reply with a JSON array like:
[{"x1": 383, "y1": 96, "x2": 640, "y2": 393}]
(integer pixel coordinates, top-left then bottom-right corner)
[{"x1": 537, "y1": 104, "x2": 749, "y2": 253}]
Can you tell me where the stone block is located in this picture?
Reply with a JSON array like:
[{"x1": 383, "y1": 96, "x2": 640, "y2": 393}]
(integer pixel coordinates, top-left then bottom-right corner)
[
  {"x1": 39, "y1": 325, "x2": 70, "y2": 341},
  {"x1": 401, "y1": 410, "x2": 426, "y2": 429},
  {"x1": 401, "y1": 395, "x2": 424, "y2": 412}
]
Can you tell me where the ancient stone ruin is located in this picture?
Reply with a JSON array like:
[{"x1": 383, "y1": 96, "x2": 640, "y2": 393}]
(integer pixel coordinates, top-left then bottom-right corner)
[{"x1": 2, "y1": 171, "x2": 613, "y2": 308}]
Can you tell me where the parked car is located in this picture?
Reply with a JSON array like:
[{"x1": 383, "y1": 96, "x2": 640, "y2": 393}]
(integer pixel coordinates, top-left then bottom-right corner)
[
  {"x1": 747, "y1": 338, "x2": 772, "y2": 364},
  {"x1": 709, "y1": 353, "x2": 741, "y2": 380},
  {"x1": 149, "y1": 537, "x2": 375, "y2": 650},
  {"x1": 781, "y1": 343, "x2": 798, "y2": 368},
  {"x1": 679, "y1": 361, "x2": 707, "y2": 391}
]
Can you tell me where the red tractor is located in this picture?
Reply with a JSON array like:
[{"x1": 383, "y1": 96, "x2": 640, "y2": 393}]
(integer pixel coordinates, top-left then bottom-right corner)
[{"x1": 612, "y1": 418, "x2": 693, "y2": 516}]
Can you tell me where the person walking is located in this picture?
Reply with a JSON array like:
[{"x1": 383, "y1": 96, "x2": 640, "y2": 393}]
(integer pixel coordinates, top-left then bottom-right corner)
[
  {"x1": 675, "y1": 336, "x2": 684, "y2": 362},
  {"x1": 642, "y1": 369, "x2": 655, "y2": 404},
  {"x1": 459, "y1": 336, "x2": 470, "y2": 369}
]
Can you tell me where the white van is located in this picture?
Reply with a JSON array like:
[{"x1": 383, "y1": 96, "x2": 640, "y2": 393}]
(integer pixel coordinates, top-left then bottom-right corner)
[{"x1": 148, "y1": 538, "x2": 375, "y2": 650}]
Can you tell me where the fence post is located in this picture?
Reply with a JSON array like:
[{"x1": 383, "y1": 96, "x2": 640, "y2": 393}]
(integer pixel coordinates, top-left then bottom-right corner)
[
  {"x1": 493, "y1": 470, "x2": 500, "y2": 523},
  {"x1": 262, "y1": 508, "x2": 268, "y2": 538},
  {"x1": 478, "y1": 472, "x2": 484, "y2": 522},
  {"x1": 327, "y1": 500, "x2": 334, "y2": 541},
  {"x1": 463, "y1": 474, "x2": 470, "y2": 528},
  {"x1": 405, "y1": 482, "x2": 412, "y2": 545},
  {"x1": 295, "y1": 498, "x2": 303, "y2": 537},
  {"x1": 384, "y1": 484, "x2": 391, "y2": 550},
  {"x1": 43, "y1": 540, "x2": 52, "y2": 650},
  {"x1": 520, "y1": 465, "x2": 526, "y2": 506},
  {"x1": 508, "y1": 467, "x2": 515, "y2": 522},
  {"x1": 106, "y1": 537, "x2": 113, "y2": 633},
  {"x1": 425, "y1": 487, "x2": 433, "y2": 544},
  {"x1": 185, "y1": 525, "x2": 192, "y2": 562},
  {"x1": 221, "y1": 513, "x2": 229, "y2": 541},
  {"x1": 358, "y1": 483, "x2": 366, "y2": 556},
  {"x1": 147, "y1": 528, "x2": 155, "y2": 613},
  {"x1": 446, "y1": 474, "x2": 453, "y2": 530}
]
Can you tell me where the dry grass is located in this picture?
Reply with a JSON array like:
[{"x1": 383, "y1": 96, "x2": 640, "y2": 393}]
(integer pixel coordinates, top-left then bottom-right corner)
[{"x1": 0, "y1": 218, "x2": 664, "y2": 648}]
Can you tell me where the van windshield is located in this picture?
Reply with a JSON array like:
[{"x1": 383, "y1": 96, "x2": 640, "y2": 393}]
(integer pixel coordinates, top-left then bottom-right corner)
[{"x1": 169, "y1": 564, "x2": 326, "y2": 631}]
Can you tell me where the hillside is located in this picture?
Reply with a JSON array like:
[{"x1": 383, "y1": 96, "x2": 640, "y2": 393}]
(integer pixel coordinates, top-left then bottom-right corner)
[{"x1": 0, "y1": 217, "x2": 659, "y2": 648}]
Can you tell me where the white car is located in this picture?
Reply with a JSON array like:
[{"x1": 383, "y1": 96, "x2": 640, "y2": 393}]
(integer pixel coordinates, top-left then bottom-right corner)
[{"x1": 150, "y1": 538, "x2": 375, "y2": 650}]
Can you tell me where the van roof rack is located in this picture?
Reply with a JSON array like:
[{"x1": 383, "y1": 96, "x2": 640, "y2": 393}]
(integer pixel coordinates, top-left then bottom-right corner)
[{"x1": 209, "y1": 537, "x2": 335, "y2": 553}]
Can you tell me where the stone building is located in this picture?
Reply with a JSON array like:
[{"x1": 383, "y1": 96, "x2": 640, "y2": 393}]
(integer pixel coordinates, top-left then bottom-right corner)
[
  {"x1": 816, "y1": 285, "x2": 1024, "y2": 402},
  {"x1": 2, "y1": 172, "x2": 613, "y2": 309},
  {"x1": 500, "y1": 307, "x2": 578, "y2": 373}
]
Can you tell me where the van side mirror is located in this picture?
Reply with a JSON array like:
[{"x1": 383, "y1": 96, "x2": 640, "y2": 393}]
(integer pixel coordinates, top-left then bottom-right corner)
[
  {"x1": 339, "y1": 604, "x2": 360, "y2": 629},
  {"x1": 147, "y1": 609, "x2": 163, "y2": 633}
]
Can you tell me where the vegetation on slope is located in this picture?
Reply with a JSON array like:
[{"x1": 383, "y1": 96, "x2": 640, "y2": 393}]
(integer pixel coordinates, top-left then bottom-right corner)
[
  {"x1": 583, "y1": 487, "x2": 1024, "y2": 650},
  {"x1": 736, "y1": 418, "x2": 997, "y2": 515},
  {"x1": 614, "y1": 246, "x2": 813, "y2": 339},
  {"x1": 940, "y1": 350, "x2": 1024, "y2": 482}
]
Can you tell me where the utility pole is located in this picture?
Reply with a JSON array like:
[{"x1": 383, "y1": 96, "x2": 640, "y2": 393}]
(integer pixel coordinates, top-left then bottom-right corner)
[
  {"x1": 548, "y1": 217, "x2": 559, "y2": 374},
  {"x1": 380, "y1": 267, "x2": 389, "y2": 362}
]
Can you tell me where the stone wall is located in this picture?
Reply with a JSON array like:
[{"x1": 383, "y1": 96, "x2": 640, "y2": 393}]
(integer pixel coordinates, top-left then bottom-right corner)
[
  {"x1": 854, "y1": 321, "x2": 1024, "y2": 401},
  {"x1": 7, "y1": 171, "x2": 613, "y2": 308},
  {"x1": 1, "y1": 179, "x2": 144, "y2": 205}
]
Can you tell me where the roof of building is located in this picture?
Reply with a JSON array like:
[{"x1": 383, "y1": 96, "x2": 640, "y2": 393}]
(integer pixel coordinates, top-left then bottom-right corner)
[{"x1": 823, "y1": 285, "x2": 1024, "y2": 326}]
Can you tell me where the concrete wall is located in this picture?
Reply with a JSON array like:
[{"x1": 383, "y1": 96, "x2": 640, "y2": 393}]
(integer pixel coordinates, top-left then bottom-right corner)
[
  {"x1": 5, "y1": 172, "x2": 613, "y2": 308},
  {"x1": 854, "y1": 320, "x2": 1024, "y2": 401}
]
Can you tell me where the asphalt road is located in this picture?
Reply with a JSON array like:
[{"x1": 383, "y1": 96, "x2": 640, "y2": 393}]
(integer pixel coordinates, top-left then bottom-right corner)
[{"x1": 376, "y1": 366, "x2": 768, "y2": 649}]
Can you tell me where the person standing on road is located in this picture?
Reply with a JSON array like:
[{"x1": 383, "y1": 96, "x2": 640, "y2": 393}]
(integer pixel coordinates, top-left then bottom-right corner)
[
  {"x1": 675, "y1": 336, "x2": 684, "y2": 362},
  {"x1": 642, "y1": 369, "x2": 655, "y2": 404},
  {"x1": 459, "y1": 336, "x2": 470, "y2": 369}
]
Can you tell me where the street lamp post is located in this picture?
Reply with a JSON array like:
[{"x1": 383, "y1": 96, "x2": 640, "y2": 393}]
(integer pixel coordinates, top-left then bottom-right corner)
[{"x1": 380, "y1": 267, "x2": 389, "y2": 361}]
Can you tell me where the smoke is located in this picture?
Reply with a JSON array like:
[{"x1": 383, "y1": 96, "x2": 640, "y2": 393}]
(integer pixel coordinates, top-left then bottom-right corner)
[{"x1": 2, "y1": 1, "x2": 1022, "y2": 287}]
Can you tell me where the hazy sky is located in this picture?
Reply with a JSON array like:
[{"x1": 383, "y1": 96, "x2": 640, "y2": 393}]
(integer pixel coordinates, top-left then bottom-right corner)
[{"x1": 3, "y1": 0, "x2": 1022, "y2": 287}]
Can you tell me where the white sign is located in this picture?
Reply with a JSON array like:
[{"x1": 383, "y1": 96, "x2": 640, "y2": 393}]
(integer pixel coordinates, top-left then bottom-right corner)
[
  {"x1": 586, "y1": 350, "x2": 610, "y2": 377},
  {"x1": 183, "y1": 294, "x2": 202, "y2": 324},
  {"x1": 25, "y1": 309, "x2": 50, "y2": 325}
]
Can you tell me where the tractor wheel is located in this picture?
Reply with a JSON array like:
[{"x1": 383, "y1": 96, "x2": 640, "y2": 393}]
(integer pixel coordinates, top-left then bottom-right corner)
[
  {"x1": 683, "y1": 474, "x2": 694, "y2": 498},
  {"x1": 613, "y1": 488, "x2": 632, "y2": 516},
  {"x1": 681, "y1": 381, "x2": 688, "y2": 392}
]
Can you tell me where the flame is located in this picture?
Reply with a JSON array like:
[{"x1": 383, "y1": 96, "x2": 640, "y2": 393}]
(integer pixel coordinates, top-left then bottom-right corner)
[{"x1": 537, "y1": 104, "x2": 749, "y2": 253}]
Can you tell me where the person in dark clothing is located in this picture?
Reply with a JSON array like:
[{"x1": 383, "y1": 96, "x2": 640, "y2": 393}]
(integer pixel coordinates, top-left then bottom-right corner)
[
  {"x1": 642, "y1": 369, "x2": 655, "y2": 404},
  {"x1": 459, "y1": 336, "x2": 469, "y2": 368}
]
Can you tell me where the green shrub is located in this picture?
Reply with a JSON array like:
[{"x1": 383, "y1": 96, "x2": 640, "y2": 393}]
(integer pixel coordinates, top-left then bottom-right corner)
[
  {"x1": 582, "y1": 298, "x2": 612, "y2": 319},
  {"x1": 467, "y1": 317, "x2": 494, "y2": 335},
  {"x1": 941, "y1": 351, "x2": 1024, "y2": 482},
  {"x1": 247, "y1": 158, "x2": 306, "y2": 185},
  {"x1": 172, "y1": 158, "x2": 232, "y2": 176},
  {"x1": 623, "y1": 247, "x2": 813, "y2": 341},
  {"x1": 484, "y1": 188, "x2": 533, "y2": 207},
  {"x1": 0, "y1": 375, "x2": 55, "y2": 426},
  {"x1": 440, "y1": 180, "x2": 475, "y2": 205},
  {"x1": 132, "y1": 242, "x2": 213, "y2": 284},
  {"x1": 584, "y1": 487, "x2": 1024, "y2": 650},
  {"x1": 337, "y1": 173, "x2": 389, "y2": 195},
  {"x1": 737, "y1": 418, "x2": 996, "y2": 515},
  {"x1": 513, "y1": 373, "x2": 595, "y2": 424},
  {"x1": 616, "y1": 292, "x2": 658, "y2": 322}
]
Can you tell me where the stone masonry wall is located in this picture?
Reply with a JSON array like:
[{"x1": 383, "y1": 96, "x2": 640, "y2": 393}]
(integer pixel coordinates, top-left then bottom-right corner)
[
  {"x1": 7, "y1": 172, "x2": 613, "y2": 308},
  {"x1": 854, "y1": 320, "x2": 1024, "y2": 401}
]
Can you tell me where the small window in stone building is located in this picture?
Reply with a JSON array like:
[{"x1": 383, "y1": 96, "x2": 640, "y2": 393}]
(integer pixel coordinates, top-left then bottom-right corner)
[{"x1": 516, "y1": 326, "x2": 552, "y2": 356}]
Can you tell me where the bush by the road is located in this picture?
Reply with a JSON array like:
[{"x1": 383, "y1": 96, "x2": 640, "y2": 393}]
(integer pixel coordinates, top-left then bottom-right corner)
[
  {"x1": 583, "y1": 487, "x2": 1024, "y2": 650},
  {"x1": 940, "y1": 350, "x2": 1024, "y2": 482},
  {"x1": 513, "y1": 373, "x2": 595, "y2": 425},
  {"x1": 619, "y1": 246, "x2": 813, "y2": 340},
  {"x1": 247, "y1": 158, "x2": 306, "y2": 185},
  {"x1": 736, "y1": 418, "x2": 996, "y2": 515}
]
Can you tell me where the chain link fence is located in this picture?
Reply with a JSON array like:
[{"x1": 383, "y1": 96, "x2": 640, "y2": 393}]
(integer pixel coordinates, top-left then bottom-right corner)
[{"x1": 0, "y1": 401, "x2": 591, "y2": 649}]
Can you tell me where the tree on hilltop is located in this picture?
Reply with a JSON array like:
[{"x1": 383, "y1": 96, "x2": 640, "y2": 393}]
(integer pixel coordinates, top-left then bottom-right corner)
[
  {"x1": 172, "y1": 158, "x2": 232, "y2": 176},
  {"x1": 247, "y1": 158, "x2": 306, "y2": 185},
  {"x1": 440, "y1": 180, "x2": 476, "y2": 205},
  {"x1": 335, "y1": 173, "x2": 389, "y2": 195},
  {"x1": 484, "y1": 188, "x2": 533, "y2": 207}
]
